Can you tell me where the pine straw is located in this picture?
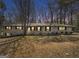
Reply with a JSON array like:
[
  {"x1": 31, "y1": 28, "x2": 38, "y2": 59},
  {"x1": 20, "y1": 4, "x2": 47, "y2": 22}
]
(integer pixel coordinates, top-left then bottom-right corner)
[{"x1": 2, "y1": 36, "x2": 79, "y2": 58}]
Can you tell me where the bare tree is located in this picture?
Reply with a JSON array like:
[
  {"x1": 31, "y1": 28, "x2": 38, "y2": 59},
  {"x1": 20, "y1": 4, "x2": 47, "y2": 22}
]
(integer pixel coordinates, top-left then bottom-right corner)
[
  {"x1": 13, "y1": 0, "x2": 36, "y2": 35},
  {"x1": 48, "y1": 0, "x2": 54, "y2": 24},
  {"x1": 58, "y1": 0, "x2": 79, "y2": 25},
  {"x1": 0, "y1": 0, "x2": 6, "y2": 25}
]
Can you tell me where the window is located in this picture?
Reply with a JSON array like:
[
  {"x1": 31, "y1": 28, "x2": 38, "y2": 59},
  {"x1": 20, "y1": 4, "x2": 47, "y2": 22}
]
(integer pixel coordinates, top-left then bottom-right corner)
[
  {"x1": 59, "y1": 27, "x2": 65, "y2": 31},
  {"x1": 46, "y1": 27, "x2": 50, "y2": 31},
  {"x1": 6, "y1": 27, "x2": 11, "y2": 30},
  {"x1": 37, "y1": 27, "x2": 41, "y2": 31},
  {"x1": 28, "y1": 27, "x2": 31, "y2": 32},
  {"x1": 31, "y1": 27, "x2": 35, "y2": 31},
  {"x1": 16, "y1": 27, "x2": 22, "y2": 30}
]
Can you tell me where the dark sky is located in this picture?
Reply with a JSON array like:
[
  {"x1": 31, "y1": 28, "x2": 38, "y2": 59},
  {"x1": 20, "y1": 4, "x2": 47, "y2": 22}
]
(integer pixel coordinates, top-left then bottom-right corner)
[
  {"x1": 3, "y1": 0, "x2": 14, "y2": 11},
  {"x1": 2, "y1": 0, "x2": 52, "y2": 21},
  {"x1": 3, "y1": 0, "x2": 18, "y2": 20},
  {"x1": 1, "y1": 0, "x2": 79, "y2": 21},
  {"x1": 4, "y1": 0, "x2": 48, "y2": 12}
]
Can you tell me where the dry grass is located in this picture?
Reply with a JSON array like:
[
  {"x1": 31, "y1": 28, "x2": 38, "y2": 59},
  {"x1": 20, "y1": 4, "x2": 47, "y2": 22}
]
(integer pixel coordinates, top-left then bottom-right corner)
[{"x1": 1, "y1": 36, "x2": 79, "y2": 58}]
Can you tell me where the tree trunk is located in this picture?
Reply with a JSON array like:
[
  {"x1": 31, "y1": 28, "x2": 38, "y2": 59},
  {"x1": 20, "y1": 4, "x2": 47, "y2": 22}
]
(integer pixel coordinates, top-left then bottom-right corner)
[
  {"x1": 50, "y1": 10, "x2": 54, "y2": 23},
  {"x1": 60, "y1": 6, "x2": 62, "y2": 24},
  {"x1": 70, "y1": 5, "x2": 73, "y2": 25},
  {"x1": 23, "y1": 0, "x2": 30, "y2": 36},
  {"x1": 63, "y1": 7, "x2": 67, "y2": 24}
]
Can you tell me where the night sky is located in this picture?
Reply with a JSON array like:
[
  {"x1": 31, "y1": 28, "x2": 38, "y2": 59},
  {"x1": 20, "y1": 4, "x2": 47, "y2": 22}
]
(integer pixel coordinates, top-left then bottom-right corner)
[
  {"x1": 1, "y1": 0, "x2": 79, "y2": 21},
  {"x1": 4, "y1": 0, "x2": 49, "y2": 12},
  {"x1": 2, "y1": 0, "x2": 56, "y2": 21}
]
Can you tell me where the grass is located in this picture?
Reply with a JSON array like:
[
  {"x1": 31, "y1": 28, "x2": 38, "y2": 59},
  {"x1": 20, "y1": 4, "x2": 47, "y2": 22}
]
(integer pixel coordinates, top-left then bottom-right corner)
[{"x1": 1, "y1": 36, "x2": 79, "y2": 58}]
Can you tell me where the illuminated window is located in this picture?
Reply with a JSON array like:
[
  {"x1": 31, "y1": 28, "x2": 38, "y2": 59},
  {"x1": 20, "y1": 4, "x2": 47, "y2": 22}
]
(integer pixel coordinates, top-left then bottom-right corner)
[
  {"x1": 46, "y1": 27, "x2": 50, "y2": 31},
  {"x1": 37, "y1": 27, "x2": 41, "y2": 31},
  {"x1": 31, "y1": 27, "x2": 34, "y2": 31},
  {"x1": 28, "y1": 27, "x2": 31, "y2": 32},
  {"x1": 59, "y1": 27, "x2": 65, "y2": 31},
  {"x1": 6, "y1": 27, "x2": 11, "y2": 30},
  {"x1": 16, "y1": 27, "x2": 22, "y2": 30}
]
